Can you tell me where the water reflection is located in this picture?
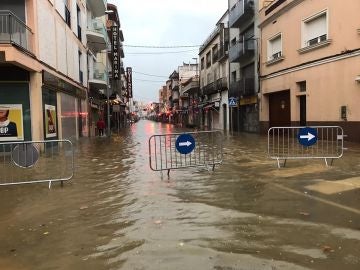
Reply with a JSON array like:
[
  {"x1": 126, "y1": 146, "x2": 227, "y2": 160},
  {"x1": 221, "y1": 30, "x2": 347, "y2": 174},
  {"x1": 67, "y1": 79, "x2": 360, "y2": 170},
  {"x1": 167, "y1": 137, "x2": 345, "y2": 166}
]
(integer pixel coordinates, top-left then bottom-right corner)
[{"x1": 0, "y1": 120, "x2": 359, "y2": 269}]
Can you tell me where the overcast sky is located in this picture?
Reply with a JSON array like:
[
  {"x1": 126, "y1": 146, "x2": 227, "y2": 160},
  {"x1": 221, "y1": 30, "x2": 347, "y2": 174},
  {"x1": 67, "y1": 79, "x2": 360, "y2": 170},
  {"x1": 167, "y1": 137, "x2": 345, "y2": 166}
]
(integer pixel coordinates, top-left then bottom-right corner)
[{"x1": 109, "y1": 0, "x2": 228, "y2": 104}]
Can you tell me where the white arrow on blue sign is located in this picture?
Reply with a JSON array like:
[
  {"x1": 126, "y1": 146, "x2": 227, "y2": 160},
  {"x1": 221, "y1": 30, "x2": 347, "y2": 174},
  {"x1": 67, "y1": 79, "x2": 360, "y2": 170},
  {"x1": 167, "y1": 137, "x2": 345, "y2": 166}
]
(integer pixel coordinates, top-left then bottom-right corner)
[
  {"x1": 298, "y1": 127, "x2": 317, "y2": 147},
  {"x1": 176, "y1": 134, "x2": 196, "y2": 154}
]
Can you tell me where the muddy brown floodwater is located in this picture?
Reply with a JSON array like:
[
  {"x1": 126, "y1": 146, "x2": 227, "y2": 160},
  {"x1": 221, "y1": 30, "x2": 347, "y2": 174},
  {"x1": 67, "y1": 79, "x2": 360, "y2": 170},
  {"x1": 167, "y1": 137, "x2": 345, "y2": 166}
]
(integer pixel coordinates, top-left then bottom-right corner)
[{"x1": 0, "y1": 120, "x2": 360, "y2": 270}]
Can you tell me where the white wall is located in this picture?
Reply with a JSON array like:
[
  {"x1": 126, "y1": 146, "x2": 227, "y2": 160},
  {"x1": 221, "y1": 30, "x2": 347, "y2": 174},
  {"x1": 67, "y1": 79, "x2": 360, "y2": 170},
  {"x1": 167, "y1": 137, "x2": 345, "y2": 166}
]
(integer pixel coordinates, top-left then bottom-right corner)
[
  {"x1": 56, "y1": 20, "x2": 67, "y2": 74},
  {"x1": 37, "y1": 0, "x2": 57, "y2": 67},
  {"x1": 37, "y1": 0, "x2": 87, "y2": 86}
]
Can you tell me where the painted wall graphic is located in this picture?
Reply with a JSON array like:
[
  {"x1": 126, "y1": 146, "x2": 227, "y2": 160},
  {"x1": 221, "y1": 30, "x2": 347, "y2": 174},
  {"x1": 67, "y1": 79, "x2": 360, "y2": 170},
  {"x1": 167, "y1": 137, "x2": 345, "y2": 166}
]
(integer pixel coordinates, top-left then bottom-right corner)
[
  {"x1": 0, "y1": 104, "x2": 24, "y2": 141},
  {"x1": 45, "y1": 104, "x2": 57, "y2": 138}
]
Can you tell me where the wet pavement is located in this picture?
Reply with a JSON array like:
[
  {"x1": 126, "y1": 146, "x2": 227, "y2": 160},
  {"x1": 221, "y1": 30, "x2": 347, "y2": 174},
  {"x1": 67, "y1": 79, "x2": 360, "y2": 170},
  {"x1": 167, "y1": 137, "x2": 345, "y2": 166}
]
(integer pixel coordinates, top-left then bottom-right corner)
[{"x1": 0, "y1": 120, "x2": 360, "y2": 270}]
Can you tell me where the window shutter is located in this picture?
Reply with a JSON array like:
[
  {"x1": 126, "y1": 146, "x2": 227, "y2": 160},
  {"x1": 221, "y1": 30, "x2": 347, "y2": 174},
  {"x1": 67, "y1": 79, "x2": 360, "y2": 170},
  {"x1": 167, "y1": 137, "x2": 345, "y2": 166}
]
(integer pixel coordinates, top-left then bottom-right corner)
[
  {"x1": 305, "y1": 14, "x2": 326, "y2": 41},
  {"x1": 271, "y1": 36, "x2": 282, "y2": 54}
]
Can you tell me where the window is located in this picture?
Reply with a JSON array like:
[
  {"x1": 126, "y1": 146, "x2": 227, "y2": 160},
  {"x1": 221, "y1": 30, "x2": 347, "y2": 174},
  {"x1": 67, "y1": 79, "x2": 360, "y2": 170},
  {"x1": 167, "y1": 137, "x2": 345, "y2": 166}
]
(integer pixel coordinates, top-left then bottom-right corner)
[
  {"x1": 201, "y1": 58, "x2": 204, "y2": 70},
  {"x1": 206, "y1": 52, "x2": 211, "y2": 68},
  {"x1": 231, "y1": 71, "x2": 236, "y2": 82},
  {"x1": 231, "y1": 38, "x2": 236, "y2": 46},
  {"x1": 77, "y1": 5, "x2": 82, "y2": 41},
  {"x1": 78, "y1": 51, "x2": 83, "y2": 84},
  {"x1": 303, "y1": 11, "x2": 327, "y2": 47},
  {"x1": 65, "y1": 0, "x2": 71, "y2": 28},
  {"x1": 297, "y1": 81, "x2": 306, "y2": 92},
  {"x1": 212, "y1": 44, "x2": 218, "y2": 62},
  {"x1": 267, "y1": 34, "x2": 282, "y2": 61}
]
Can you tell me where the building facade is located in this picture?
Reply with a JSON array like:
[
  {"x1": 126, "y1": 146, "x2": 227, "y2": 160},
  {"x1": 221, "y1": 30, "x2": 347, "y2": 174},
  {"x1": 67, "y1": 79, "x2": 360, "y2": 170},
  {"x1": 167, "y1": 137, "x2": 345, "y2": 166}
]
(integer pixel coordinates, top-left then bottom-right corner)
[
  {"x1": 179, "y1": 63, "x2": 199, "y2": 127},
  {"x1": 0, "y1": 0, "x2": 91, "y2": 142},
  {"x1": 228, "y1": 0, "x2": 260, "y2": 133},
  {"x1": 199, "y1": 12, "x2": 229, "y2": 131},
  {"x1": 0, "y1": 0, "x2": 126, "y2": 141},
  {"x1": 258, "y1": 0, "x2": 360, "y2": 141}
]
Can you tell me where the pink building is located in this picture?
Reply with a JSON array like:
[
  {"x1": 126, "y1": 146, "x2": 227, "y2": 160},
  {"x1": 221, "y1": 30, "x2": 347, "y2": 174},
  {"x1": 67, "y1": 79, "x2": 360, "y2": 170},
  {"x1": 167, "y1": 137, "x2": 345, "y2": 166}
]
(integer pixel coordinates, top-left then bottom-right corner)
[{"x1": 258, "y1": 0, "x2": 360, "y2": 141}]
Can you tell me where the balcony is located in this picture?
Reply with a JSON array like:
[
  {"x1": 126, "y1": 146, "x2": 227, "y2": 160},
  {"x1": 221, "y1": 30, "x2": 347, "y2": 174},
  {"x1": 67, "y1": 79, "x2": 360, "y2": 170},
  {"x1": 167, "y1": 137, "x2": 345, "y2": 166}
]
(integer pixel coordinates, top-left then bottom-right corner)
[
  {"x1": 202, "y1": 81, "x2": 217, "y2": 96},
  {"x1": 182, "y1": 77, "x2": 199, "y2": 95},
  {"x1": 172, "y1": 90, "x2": 179, "y2": 102},
  {"x1": 229, "y1": 0, "x2": 254, "y2": 28},
  {"x1": 216, "y1": 77, "x2": 228, "y2": 91},
  {"x1": 86, "y1": 18, "x2": 108, "y2": 53},
  {"x1": 229, "y1": 78, "x2": 255, "y2": 98},
  {"x1": 199, "y1": 25, "x2": 220, "y2": 54},
  {"x1": 89, "y1": 62, "x2": 107, "y2": 89},
  {"x1": 0, "y1": 11, "x2": 34, "y2": 54},
  {"x1": 229, "y1": 38, "x2": 255, "y2": 63},
  {"x1": 87, "y1": 0, "x2": 107, "y2": 18}
]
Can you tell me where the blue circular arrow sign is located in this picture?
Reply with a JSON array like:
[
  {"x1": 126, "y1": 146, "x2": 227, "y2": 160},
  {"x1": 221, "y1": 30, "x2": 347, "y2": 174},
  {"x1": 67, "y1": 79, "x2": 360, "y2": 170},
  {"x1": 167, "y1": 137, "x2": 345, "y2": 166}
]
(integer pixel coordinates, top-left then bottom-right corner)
[
  {"x1": 298, "y1": 127, "x2": 317, "y2": 147},
  {"x1": 176, "y1": 134, "x2": 195, "y2": 154}
]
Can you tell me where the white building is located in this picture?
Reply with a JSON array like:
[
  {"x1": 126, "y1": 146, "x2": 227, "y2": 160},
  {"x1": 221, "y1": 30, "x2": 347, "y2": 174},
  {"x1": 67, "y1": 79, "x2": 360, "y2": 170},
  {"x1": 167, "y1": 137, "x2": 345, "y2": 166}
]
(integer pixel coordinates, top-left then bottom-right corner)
[{"x1": 199, "y1": 11, "x2": 230, "y2": 130}]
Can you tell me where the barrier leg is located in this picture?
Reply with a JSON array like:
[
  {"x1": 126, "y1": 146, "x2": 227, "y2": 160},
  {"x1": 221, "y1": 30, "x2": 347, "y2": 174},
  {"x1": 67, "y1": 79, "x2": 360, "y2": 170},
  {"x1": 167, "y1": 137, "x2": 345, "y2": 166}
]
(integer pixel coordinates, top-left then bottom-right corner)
[
  {"x1": 325, "y1": 158, "x2": 334, "y2": 167},
  {"x1": 276, "y1": 158, "x2": 287, "y2": 168}
]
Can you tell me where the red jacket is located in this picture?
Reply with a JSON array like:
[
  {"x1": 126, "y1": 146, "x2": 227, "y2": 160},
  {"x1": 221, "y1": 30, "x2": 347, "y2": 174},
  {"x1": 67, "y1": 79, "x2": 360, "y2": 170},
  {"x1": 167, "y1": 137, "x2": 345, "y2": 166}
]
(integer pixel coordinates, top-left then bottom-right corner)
[{"x1": 96, "y1": 120, "x2": 105, "y2": 129}]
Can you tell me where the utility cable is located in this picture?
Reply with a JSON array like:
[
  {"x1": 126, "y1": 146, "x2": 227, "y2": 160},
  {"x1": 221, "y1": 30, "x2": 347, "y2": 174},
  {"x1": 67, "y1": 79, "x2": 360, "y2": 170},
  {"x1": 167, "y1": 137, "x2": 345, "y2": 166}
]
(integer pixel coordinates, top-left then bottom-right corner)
[
  {"x1": 124, "y1": 44, "x2": 201, "y2": 48},
  {"x1": 126, "y1": 49, "x2": 197, "y2": 55}
]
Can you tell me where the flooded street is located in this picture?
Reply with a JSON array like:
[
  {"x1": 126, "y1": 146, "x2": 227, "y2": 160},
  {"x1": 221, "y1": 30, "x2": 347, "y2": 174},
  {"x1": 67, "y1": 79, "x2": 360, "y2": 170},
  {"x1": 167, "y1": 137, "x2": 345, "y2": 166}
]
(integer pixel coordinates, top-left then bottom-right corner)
[{"x1": 0, "y1": 120, "x2": 360, "y2": 270}]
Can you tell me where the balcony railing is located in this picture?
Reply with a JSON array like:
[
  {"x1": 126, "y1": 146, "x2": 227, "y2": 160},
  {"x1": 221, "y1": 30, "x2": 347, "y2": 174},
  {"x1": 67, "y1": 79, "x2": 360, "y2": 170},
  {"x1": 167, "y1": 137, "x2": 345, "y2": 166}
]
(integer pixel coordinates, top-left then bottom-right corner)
[
  {"x1": 0, "y1": 11, "x2": 34, "y2": 54},
  {"x1": 229, "y1": 0, "x2": 254, "y2": 28},
  {"x1": 199, "y1": 25, "x2": 220, "y2": 53},
  {"x1": 88, "y1": 18, "x2": 108, "y2": 39},
  {"x1": 229, "y1": 78, "x2": 255, "y2": 97},
  {"x1": 87, "y1": 0, "x2": 107, "y2": 18},
  {"x1": 229, "y1": 38, "x2": 255, "y2": 63},
  {"x1": 87, "y1": 18, "x2": 109, "y2": 53},
  {"x1": 216, "y1": 77, "x2": 228, "y2": 91},
  {"x1": 90, "y1": 62, "x2": 107, "y2": 84},
  {"x1": 306, "y1": 34, "x2": 327, "y2": 47},
  {"x1": 181, "y1": 78, "x2": 199, "y2": 95},
  {"x1": 202, "y1": 81, "x2": 217, "y2": 96}
]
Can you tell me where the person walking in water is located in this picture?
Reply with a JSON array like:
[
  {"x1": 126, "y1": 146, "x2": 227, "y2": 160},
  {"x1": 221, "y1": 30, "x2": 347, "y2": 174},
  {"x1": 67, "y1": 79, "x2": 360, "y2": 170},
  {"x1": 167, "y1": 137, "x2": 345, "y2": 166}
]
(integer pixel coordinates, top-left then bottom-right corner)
[{"x1": 96, "y1": 118, "x2": 105, "y2": 136}]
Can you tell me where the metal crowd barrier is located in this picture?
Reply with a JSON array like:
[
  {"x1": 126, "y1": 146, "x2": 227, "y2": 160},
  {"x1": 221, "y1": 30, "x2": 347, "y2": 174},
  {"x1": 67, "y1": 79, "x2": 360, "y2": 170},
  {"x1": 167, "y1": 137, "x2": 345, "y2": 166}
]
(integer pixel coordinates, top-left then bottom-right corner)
[
  {"x1": 268, "y1": 126, "x2": 345, "y2": 168},
  {"x1": 0, "y1": 139, "x2": 74, "y2": 188},
  {"x1": 148, "y1": 131, "x2": 223, "y2": 174}
]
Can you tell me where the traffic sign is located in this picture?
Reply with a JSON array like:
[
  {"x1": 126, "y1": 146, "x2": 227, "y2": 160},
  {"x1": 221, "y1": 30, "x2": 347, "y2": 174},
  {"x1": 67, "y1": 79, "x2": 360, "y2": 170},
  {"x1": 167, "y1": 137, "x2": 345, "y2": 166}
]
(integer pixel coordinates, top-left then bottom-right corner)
[
  {"x1": 176, "y1": 133, "x2": 195, "y2": 154},
  {"x1": 228, "y1": 97, "x2": 237, "y2": 107},
  {"x1": 298, "y1": 127, "x2": 317, "y2": 147}
]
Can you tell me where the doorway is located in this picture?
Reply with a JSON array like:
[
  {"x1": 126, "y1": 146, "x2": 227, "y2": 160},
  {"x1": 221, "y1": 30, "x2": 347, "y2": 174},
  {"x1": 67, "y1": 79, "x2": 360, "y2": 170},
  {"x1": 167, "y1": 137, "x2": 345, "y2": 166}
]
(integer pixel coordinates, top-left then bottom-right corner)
[
  {"x1": 299, "y1": 95, "x2": 306, "y2": 126},
  {"x1": 269, "y1": 90, "x2": 291, "y2": 127}
]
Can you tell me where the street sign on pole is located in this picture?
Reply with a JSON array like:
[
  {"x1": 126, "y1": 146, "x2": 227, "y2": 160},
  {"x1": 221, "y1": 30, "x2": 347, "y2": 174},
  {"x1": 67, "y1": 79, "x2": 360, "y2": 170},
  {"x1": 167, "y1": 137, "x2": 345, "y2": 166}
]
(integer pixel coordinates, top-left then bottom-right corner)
[
  {"x1": 228, "y1": 97, "x2": 237, "y2": 107},
  {"x1": 298, "y1": 127, "x2": 317, "y2": 147},
  {"x1": 176, "y1": 134, "x2": 195, "y2": 154}
]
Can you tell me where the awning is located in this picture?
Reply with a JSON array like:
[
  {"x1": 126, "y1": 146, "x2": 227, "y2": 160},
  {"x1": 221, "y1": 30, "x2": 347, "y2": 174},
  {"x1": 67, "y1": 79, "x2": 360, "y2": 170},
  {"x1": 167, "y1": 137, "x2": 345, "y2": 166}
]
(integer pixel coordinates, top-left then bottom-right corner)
[{"x1": 203, "y1": 103, "x2": 214, "y2": 109}]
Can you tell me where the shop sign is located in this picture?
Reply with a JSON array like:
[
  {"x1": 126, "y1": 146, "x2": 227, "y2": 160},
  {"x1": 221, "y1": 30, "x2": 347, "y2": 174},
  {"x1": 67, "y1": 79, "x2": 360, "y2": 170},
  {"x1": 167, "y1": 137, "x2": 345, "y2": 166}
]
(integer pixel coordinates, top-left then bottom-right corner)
[
  {"x1": 0, "y1": 104, "x2": 24, "y2": 141},
  {"x1": 113, "y1": 105, "x2": 120, "y2": 112},
  {"x1": 240, "y1": 96, "x2": 257, "y2": 106},
  {"x1": 45, "y1": 104, "x2": 57, "y2": 138},
  {"x1": 111, "y1": 26, "x2": 120, "y2": 81},
  {"x1": 126, "y1": 67, "x2": 133, "y2": 98}
]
